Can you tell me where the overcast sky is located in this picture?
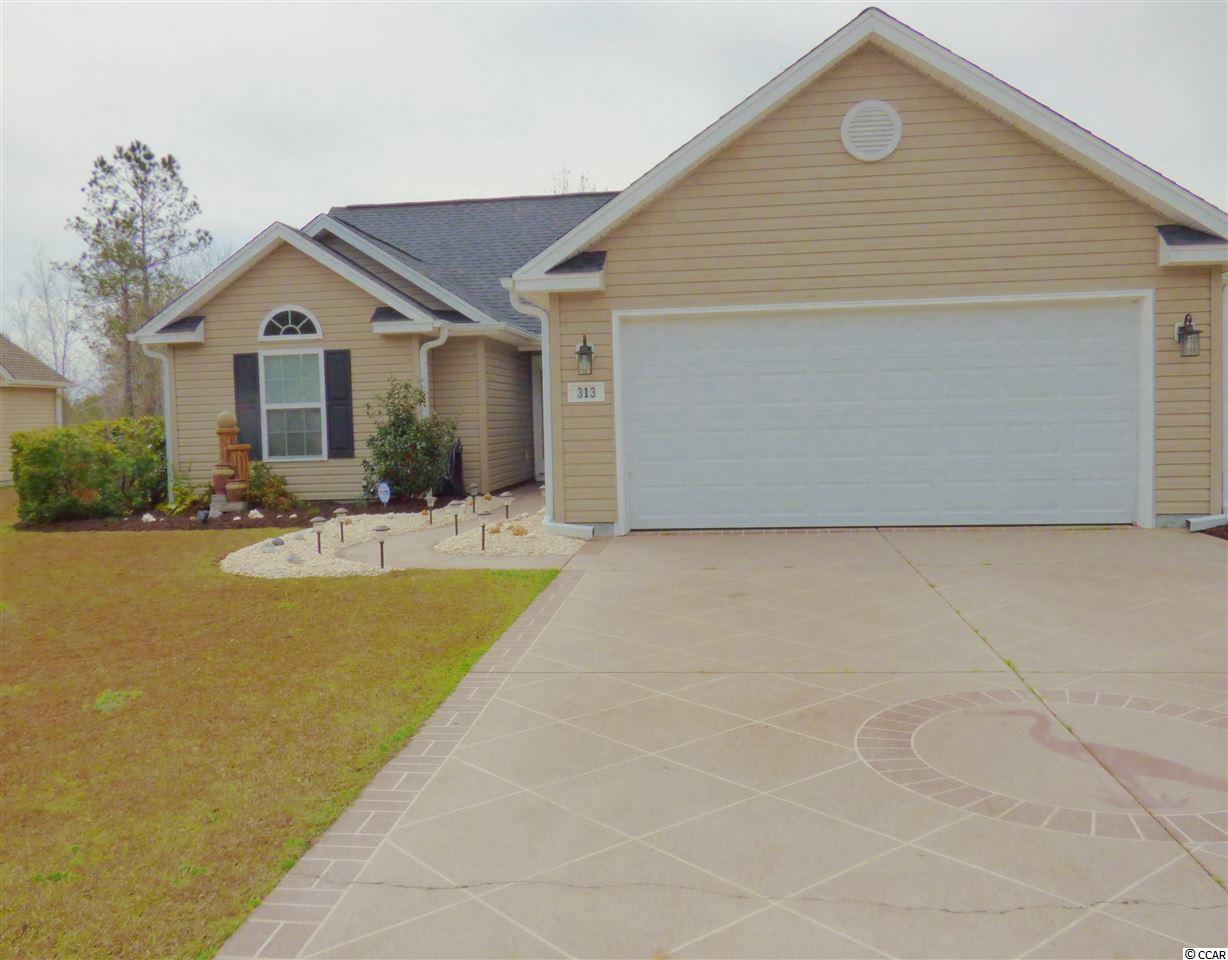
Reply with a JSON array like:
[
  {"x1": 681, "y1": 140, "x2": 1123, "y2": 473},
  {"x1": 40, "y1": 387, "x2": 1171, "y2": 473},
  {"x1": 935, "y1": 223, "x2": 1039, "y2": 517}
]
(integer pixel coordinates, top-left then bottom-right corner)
[{"x1": 2, "y1": 1, "x2": 1225, "y2": 322}]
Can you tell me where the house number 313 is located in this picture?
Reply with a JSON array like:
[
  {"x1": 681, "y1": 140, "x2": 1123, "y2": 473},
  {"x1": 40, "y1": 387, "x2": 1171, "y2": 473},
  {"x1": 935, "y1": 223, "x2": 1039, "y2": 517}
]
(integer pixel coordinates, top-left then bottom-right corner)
[{"x1": 567, "y1": 382, "x2": 606, "y2": 403}]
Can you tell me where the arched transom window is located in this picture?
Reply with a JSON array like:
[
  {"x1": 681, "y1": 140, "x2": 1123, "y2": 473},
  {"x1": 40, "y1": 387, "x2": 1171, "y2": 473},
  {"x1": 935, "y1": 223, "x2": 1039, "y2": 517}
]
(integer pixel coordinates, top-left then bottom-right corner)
[{"x1": 260, "y1": 307, "x2": 320, "y2": 339}]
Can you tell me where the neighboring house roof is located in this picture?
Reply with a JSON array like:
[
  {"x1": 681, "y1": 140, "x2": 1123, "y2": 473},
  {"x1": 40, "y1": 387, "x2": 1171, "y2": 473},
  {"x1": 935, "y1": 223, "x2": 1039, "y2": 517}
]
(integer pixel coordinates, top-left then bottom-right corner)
[
  {"x1": 315, "y1": 192, "x2": 617, "y2": 335},
  {"x1": 514, "y1": 7, "x2": 1228, "y2": 281},
  {"x1": 0, "y1": 335, "x2": 70, "y2": 387}
]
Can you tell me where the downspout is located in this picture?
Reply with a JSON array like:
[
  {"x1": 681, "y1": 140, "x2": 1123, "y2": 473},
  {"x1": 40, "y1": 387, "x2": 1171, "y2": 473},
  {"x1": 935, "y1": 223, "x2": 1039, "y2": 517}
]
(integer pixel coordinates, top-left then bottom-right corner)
[
  {"x1": 418, "y1": 324, "x2": 448, "y2": 414},
  {"x1": 506, "y1": 285, "x2": 593, "y2": 539},
  {"x1": 140, "y1": 342, "x2": 175, "y2": 505}
]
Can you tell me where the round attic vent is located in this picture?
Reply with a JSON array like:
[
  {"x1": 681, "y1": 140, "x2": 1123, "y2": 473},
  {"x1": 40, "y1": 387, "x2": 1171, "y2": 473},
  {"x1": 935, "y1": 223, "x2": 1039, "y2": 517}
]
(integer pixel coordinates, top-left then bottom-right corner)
[{"x1": 840, "y1": 100, "x2": 902, "y2": 161}]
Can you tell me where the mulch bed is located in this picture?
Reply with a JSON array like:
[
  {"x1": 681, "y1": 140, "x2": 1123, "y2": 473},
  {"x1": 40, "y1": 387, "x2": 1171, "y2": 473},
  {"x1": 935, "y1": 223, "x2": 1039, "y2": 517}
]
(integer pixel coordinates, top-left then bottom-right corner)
[
  {"x1": 1200, "y1": 523, "x2": 1228, "y2": 541},
  {"x1": 13, "y1": 496, "x2": 448, "y2": 533}
]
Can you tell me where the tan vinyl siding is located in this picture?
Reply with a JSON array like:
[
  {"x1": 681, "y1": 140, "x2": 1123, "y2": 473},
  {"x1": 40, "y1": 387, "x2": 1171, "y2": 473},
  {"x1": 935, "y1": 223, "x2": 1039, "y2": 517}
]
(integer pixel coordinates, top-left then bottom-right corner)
[
  {"x1": 1, "y1": 386, "x2": 58, "y2": 484},
  {"x1": 552, "y1": 43, "x2": 1218, "y2": 523},
  {"x1": 483, "y1": 339, "x2": 535, "y2": 490},
  {"x1": 429, "y1": 337, "x2": 482, "y2": 488},
  {"x1": 169, "y1": 243, "x2": 420, "y2": 500}
]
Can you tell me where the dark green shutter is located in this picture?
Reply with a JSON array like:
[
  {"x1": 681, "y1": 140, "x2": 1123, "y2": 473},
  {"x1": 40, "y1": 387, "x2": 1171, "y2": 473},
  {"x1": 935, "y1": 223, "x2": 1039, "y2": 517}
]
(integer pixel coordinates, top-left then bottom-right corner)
[
  {"x1": 233, "y1": 353, "x2": 262, "y2": 460},
  {"x1": 324, "y1": 350, "x2": 354, "y2": 459}
]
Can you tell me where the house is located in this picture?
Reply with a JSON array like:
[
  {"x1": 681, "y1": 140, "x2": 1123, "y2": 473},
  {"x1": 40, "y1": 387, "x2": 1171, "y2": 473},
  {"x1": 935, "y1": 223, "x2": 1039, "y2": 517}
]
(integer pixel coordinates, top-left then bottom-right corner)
[
  {"x1": 1, "y1": 335, "x2": 70, "y2": 484},
  {"x1": 136, "y1": 8, "x2": 1227, "y2": 529},
  {"x1": 133, "y1": 194, "x2": 614, "y2": 500}
]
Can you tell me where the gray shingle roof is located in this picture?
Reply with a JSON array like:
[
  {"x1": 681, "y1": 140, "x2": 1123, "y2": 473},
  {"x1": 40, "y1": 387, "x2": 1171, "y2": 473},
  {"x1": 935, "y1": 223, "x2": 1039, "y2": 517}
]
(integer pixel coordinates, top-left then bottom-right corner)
[
  {"x1": 328, "y1": 192, "x2": 617, "y2": 335},
  {"x1": 0, "y1": 334, "x2": 70, "y2": 386}
]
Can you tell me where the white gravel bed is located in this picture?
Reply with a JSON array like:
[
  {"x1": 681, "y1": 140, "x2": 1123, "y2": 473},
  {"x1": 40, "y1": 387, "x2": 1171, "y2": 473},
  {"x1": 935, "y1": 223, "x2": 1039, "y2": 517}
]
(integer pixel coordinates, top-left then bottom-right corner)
[
  {"x1": 221, "y1": 510, "x2": 460, "y2": 578},
  {"x1": 433, "y1": 509, "x2": 583, "y2": 557}
]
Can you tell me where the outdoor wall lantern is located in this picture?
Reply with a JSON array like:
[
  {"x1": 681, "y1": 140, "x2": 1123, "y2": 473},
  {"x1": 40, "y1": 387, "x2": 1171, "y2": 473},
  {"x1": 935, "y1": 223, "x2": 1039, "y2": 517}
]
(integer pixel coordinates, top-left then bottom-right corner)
[
  {"x1": 1175, "y1": 314, "x2": 1203, "y2": 358},
  {"x1": 576, "y1": 335, "x2": 594, "y2": 376},
  {"x1": 373, "y1": 524, "x2": 391, "y2": 569},
  {"x1": 310, "y1": 516, "x2": 326, "y2": 553}
]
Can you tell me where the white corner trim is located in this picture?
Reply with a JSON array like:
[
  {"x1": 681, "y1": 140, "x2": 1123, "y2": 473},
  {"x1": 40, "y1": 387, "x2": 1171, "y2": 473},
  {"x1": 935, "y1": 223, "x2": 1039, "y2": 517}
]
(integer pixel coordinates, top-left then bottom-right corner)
[
  {"x1": 543, "y1": 520, "x2": 594, "y2": 540},
  {"x1": 257, "y1": 304, "x2": 324, "y2": 341},
  {"x1": 610, "y1": 289, "x2": 1157, "y2": 534},
  {"x1": 1158, "y1": 235, "x2": 1228, "y2": 267},
  {"x1": 515, "y1": 9, "x2": 1227, "y2": 280},
  {"x1": 132, "y1": 222, "x2": 440, "y2": 341},
  {"x1": 303, "y1": 214, "x2": 501, "y2": 327}
]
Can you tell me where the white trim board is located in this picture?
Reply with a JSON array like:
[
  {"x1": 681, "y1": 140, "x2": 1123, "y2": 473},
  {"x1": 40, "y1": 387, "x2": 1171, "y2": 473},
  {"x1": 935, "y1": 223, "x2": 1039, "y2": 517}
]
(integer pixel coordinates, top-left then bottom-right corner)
[
  {"x1": 610, "y1": 289, "x2": 1157, "y2": 534},
  {"x1": 515, "y1": 8, "x2": 1226, "y2": 281},
  {"x1": 132, "y1": 222, "x2": 441, "y2": 341},
  {"x1": 1157, "y1": 235, "x2": 1228, "y2": 268}
]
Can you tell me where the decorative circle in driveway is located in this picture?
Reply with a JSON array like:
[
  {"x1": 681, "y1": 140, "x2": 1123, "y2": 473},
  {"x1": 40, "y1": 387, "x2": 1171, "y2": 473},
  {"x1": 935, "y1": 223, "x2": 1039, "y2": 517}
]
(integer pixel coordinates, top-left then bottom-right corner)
[{"x1": 855, "y1": 688, "x2": 1227, "y2": 842}]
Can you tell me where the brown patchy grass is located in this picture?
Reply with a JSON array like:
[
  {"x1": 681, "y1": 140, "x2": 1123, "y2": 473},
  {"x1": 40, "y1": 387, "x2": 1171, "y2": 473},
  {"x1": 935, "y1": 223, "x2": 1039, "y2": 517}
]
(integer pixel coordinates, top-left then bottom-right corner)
[{"x1": 0, "y1": 489, "x2": 554, "y2": 958}]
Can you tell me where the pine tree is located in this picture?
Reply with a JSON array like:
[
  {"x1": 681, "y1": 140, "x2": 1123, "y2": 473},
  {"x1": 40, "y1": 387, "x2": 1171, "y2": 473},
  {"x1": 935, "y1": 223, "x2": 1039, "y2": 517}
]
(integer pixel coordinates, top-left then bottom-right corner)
[{"x1": 64, "y1": 140, "x2": 211, "y2": 416}]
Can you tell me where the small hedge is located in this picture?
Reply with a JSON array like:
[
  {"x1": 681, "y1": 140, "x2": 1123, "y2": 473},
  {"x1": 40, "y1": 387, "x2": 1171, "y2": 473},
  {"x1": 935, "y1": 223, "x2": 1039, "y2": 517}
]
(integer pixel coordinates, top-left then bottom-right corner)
[{"x1": 10, "y1": 417, "x2": 167, "y2": 524}]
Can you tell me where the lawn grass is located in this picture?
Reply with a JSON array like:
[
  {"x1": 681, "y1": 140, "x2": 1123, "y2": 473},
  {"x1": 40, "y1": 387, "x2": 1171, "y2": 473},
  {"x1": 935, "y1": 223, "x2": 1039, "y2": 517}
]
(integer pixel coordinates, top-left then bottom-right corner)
[{"x1": 0, "y1": 489, "x2": 555, "y2": 958}]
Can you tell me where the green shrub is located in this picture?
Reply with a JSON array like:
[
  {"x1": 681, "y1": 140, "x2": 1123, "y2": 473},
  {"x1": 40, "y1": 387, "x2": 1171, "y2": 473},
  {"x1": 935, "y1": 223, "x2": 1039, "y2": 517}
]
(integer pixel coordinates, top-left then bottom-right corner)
[
  {"x1": 362, "y1": 378, "x2": 456, "y2": 500},
  {"x1": 11, "y1": 417, "x2": 167, "y2": 524},
  {"x1": 159, "y1": 475, "x2": 211, "y2": 516},
  {"x1": 246, "y1": 461, "x2": 300, "y2": 512}
]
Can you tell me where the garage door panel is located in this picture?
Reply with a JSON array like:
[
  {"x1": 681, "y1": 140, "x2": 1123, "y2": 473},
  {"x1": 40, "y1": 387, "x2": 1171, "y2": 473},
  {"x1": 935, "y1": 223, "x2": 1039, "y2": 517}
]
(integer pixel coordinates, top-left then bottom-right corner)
[{"x1": 620, "y1": 302, "x2": 1140, "y2": 528}]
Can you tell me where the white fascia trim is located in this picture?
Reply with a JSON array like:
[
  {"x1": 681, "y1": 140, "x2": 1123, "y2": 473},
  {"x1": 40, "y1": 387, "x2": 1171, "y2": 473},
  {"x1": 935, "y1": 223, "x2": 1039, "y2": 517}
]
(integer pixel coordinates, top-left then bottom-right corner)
[
  {"x1": 0, "y1": 377, "x2": 68, "y2": 388},
  {"x1": 136, "y1": 327, "x2": 206, "y2": 345},
  {"x1": 512, "y1": 272, "x2": 604, "y2": 294},
  {"x1": 515, "y1": 9, "x2": 1227, "y2": 280},
  {"x1": 1158, "y1": 236, "x2": 1228, "y2": 267},
  {"x1": 303, "y1": 214, "x2": 502, "y2": 327},
  {"x1": 610, "y1": 289, "x2": 1156, "y2": 534},
  {"x1": 372, "y1": 319, "x2": 438, "y2": 336},
  {"x1": 132, "y1": 222, "x2": 439, "y2": 342},
  {"x1": 443, "y1": 323, "x2": 538, "y2": 346}
]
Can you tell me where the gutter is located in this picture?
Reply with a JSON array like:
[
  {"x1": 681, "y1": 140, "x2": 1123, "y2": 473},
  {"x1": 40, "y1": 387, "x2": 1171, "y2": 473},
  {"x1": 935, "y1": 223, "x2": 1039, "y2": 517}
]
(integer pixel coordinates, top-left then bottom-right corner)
[
  {"x1": 418, "y1": 325, "x2": 448, "y2": 414},
  {"x1": 139, "y1": 342, "x2": 176, "y2": 505},
  {"x1": 504, "y1": 281, "x2": 594, "y2": 540}
]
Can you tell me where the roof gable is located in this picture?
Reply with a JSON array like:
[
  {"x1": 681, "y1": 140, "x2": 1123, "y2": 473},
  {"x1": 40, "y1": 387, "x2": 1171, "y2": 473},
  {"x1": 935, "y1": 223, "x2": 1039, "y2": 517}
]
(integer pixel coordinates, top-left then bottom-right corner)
[
  {"x1": 133, "y1": 223, "x2": 443, "y2": 342},
  {"x1": 513, "y1": 7, "x2": 1226, "y2": 281}
]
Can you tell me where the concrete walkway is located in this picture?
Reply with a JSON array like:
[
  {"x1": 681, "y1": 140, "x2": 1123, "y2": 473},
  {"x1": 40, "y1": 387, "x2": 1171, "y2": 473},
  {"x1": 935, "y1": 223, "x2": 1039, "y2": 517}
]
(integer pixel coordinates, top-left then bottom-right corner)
[
  {"x1": 337, "y1": 484, "x2": 567, "y2": 570},
  {"x1": 222, "y1": 525, "x2": 1227, "y2": 959}
]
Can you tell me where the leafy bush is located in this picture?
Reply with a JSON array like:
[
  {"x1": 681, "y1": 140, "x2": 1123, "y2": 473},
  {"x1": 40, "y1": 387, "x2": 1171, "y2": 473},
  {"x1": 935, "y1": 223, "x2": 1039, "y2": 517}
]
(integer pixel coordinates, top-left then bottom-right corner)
[
  {"x1": 362, "y1": 378, "x2": 457, "y2": 500},
  {"x1": 11, "y1": 417, "x2": 167, "y2": 523},
  {"x1": 246, "y1": 461, "x2": 300, "y2": 512},
  {"x1": 159, "y1": 475, "x2": 211, "y2": 516}
]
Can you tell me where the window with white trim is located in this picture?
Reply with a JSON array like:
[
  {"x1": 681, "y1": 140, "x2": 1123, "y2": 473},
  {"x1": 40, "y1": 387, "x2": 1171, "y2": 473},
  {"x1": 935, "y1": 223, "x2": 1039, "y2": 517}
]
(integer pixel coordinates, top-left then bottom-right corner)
[
  {"x1": 260, "y1": 351, "x2": 326, "y2": 459},
  {"x1": 261, "y1": 308, "x2": 319, "y2": 339}
]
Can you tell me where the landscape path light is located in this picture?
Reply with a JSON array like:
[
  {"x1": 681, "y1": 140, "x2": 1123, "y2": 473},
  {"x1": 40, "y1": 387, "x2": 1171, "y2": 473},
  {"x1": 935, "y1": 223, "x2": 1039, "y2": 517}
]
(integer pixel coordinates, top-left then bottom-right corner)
[
  {"x1": 373, "y1": 524, "x2": 391, "y2": 569},
  {"x1": 334, "y1": 507, "x2": 349, "y2": 542},
  {"x1": 497, "y1": 491, "x2": 514, "y2": 519},
  {"x1": 425, "y1": 491, "x2": 437, "y2": 524},
  {"x1": 310, "y1": 516, "x2": 326, "y2": 554},
  {"x1": 478, "y1": 503, "x2": 493, "y2": 551},
  {"x1": 446, "y1": 500, "x2": 466, "y2": 535},
  {"x1": 467, "y1": 482, "x2": 479, "y2": 511}
]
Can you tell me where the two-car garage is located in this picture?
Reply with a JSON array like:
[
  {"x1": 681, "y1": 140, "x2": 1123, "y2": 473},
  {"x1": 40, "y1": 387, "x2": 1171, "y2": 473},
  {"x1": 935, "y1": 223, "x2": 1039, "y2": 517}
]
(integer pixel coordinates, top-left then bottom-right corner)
[{"x1": 615, "y1": 296, "x2": 1150, "y2": 531}]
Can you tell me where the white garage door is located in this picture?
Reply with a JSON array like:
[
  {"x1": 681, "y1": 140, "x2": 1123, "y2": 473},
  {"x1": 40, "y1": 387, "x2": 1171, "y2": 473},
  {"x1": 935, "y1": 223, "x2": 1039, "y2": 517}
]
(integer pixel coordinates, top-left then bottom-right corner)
[{"x1": 620, "y1": 301, "x2": 1142, "y2": 529}]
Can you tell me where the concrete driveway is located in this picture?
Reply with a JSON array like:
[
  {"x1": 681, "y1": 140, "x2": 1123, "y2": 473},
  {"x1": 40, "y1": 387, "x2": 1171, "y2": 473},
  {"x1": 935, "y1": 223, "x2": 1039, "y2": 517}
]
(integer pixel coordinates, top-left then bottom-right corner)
[{"x1": 223, "y1": 526, "x2": 1227, "y2": 959}]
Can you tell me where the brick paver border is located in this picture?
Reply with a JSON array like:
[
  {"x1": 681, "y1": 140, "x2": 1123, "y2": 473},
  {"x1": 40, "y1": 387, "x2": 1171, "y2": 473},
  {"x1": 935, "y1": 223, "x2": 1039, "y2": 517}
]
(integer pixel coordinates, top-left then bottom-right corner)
[
  {"x1": 216, "y1": 570, "x2": 585, "y2": 959},
  {"x1": 856, "y1": 688, "x2": 1228, "y2": 843}
]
